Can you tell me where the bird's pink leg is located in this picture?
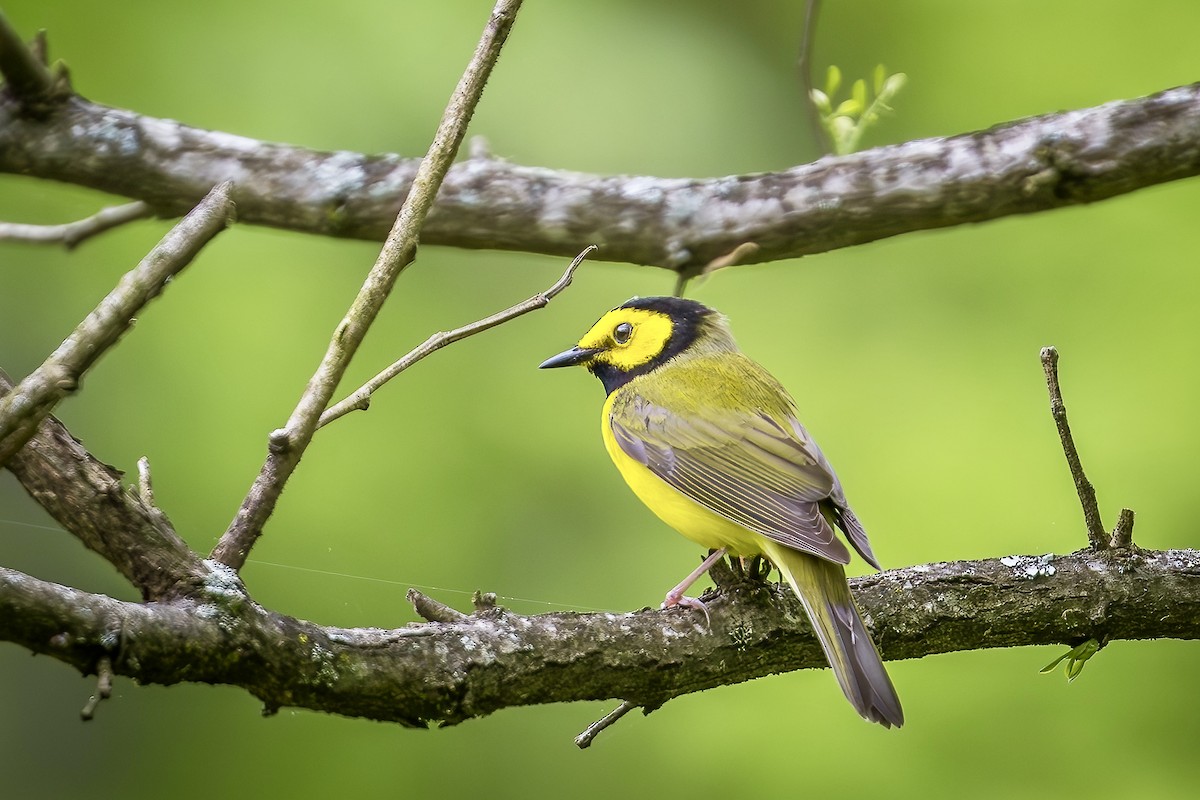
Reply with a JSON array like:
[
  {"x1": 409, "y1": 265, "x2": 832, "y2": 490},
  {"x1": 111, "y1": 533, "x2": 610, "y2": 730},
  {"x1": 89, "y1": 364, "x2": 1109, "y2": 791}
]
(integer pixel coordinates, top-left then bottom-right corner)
[{"x1": 662, "y1": 548, "x2": 728, "y2": 625}]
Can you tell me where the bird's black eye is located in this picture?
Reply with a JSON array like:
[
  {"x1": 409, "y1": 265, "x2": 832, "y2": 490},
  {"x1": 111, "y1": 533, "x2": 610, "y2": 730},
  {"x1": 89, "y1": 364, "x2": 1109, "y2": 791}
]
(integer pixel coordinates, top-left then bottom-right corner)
[{"x1": 613, "y1": 322, "x2": 633, "y2": 344}]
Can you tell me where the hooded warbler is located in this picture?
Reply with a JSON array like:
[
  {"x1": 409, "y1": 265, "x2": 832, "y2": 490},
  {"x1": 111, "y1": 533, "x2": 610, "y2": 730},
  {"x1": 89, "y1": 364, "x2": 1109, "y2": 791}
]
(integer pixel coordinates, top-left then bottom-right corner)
[{"x1": 539, "y1": 296, "x2": 903, "y2": 728}]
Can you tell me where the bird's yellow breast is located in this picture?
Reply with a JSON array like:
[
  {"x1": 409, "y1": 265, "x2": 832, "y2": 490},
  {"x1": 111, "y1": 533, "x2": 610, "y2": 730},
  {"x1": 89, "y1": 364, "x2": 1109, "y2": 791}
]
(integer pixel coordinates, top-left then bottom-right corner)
[{"x1": 601, "y1": 390, "x2": 763, "y2": 558}]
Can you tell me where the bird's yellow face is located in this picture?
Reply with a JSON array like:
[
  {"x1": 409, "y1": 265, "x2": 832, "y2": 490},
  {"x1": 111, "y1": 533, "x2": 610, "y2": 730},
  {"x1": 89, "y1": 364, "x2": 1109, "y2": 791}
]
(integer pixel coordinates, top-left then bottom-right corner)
[
  {"x1": 575, "y1": 307, "x2": 675, "y2": 373},
  {"x1": 539, "y1": 296, "x2": 720, "y2": 394}
]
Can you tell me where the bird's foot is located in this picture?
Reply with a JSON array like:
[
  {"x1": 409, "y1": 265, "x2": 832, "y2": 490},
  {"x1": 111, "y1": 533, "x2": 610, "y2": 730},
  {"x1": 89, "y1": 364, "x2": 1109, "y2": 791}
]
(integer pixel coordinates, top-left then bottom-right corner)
[
  {"x1": 661, "y1": 591, "x2": 711, "y2": 628},
  {"x1": 659, "y1": 547, "x2": 727, "y2": 629}
]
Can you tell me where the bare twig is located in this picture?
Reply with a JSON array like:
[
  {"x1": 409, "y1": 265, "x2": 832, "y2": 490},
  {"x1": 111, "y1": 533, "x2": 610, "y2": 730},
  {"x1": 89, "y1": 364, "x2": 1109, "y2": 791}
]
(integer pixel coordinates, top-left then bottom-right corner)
[
  {"x1": 0, "y1": 12, "x2": 54, "y2": 104},
  {"x1": 674, "y1": 242, "x2": 759, "y2": 297},
  {"x1": 796, "y1": 0, "x2": 828, "y2": 154},
  {"x1": 0, "y1": 201, "x2": 152, "y2": 247},
  {"x1": 575, "y1": 701, "x2": 638, "y2": 749},
  {"x1": 1111, "y1": 508, "x2": 1136, "y2": 549},
  {"x1": 0, "y1": 183, "x2": 234, "y2": 466},
  {"x1": 407, "y1": 589, "x2": 468, "y2": 624},
  {"x1": 319, "y1": 245, "x2": 590, "y2": 428},
  {"x1": 1040, "y1": 347, "x2": 1107, "y2": 548},
  {"x1": 212, "y1": 0, "x2": 524, "y2": 571},
  {"x1": 79, "y1": 656, "x2": 113, "y2": 721}
]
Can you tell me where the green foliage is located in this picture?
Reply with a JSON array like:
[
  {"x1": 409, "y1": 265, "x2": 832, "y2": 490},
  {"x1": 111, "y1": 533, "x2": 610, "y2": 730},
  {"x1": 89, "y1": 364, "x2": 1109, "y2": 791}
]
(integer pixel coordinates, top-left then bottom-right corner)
[
  {"x1": 809, "y1": 64, "x2": 907, "y2": 155},
  {"x1": 1041, "y1": 638, "x2": 1102, "y2": 682}
]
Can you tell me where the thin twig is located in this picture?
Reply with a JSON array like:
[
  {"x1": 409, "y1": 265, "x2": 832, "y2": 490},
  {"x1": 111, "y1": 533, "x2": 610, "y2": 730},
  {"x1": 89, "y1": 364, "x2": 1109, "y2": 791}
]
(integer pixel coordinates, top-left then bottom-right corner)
[
  {"x1": 212, "y1": 0, "x2": 524, "y2": 571},
  {"x1": 0, "y1": 201, "x2": 152, "y2": 247},
  {"x1": 407, "y1": 590, "x2": 468, "y2": 623},
  {"x1": 0, "y1": 12, "x2": 55, "y2": 104},
  {"x1": 796, "y1": 0, "x2": 828, "y2": 154},
  {"x1": 1040, "y1": 346, "x2": 1107, "y2": 548},
  {"x1": 0, "y1": 183, "x2": 234, "y2": 467},
  {"x1": 319, "y1": 245, "x2": 590, "y2": 428},
  {"x1": 79, "y1": 656, "x2": 113, "y2": 721},
  {"x1": 575, "y1": 701, "x2": 638, "y2": 749},
  {"x1": 1110, "y1": 508, "x2": 1136, "y2": 549},
  {"x1": 674, "y1": 241, "x2": 759, "y2": 297}
]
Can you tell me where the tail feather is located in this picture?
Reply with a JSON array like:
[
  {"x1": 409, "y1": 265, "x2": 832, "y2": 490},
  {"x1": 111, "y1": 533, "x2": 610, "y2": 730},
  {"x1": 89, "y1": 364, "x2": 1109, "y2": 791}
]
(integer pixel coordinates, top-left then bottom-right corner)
[{"x1": 763, "y1": 541, "x2": 904, "y2": 728}]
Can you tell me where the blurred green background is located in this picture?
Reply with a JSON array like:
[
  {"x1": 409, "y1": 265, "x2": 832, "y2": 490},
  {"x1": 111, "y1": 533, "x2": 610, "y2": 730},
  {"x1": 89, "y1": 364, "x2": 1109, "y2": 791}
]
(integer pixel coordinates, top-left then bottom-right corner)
[{"x1": 2, "y1": 1, "x2": 1198, "y2": 797}]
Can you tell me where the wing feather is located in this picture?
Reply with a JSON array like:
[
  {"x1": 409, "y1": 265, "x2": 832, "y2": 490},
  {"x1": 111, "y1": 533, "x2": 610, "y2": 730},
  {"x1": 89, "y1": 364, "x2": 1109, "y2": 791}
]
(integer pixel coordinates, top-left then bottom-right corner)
[{"x1": 610, "y1": 389, "x2": 854, "y2": 565}]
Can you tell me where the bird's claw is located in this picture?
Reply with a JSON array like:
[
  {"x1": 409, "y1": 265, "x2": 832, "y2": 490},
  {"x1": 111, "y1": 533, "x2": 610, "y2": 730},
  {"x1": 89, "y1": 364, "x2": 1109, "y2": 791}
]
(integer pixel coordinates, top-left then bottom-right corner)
[{"x1": 661, "y1": 593, "x2": 712, "y2": 628}]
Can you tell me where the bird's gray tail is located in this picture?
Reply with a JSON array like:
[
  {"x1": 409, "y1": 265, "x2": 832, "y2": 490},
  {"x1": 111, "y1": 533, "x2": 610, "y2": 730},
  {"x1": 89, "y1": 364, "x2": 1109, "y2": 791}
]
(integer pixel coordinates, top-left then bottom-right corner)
[{"x1": 764, "y1": 541, "x2": 904, "y2": 728}]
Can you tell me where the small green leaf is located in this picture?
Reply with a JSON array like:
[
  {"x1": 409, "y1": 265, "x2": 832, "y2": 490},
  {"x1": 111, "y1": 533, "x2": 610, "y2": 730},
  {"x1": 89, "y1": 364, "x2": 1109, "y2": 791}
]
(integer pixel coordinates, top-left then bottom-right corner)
[
  {"x1": 825, "y1": 64, "x2": 842, "y2": 97},
  {"x1": 851, "y1": 78, "x2": 867, "y2": 111},
  {"x1": 882, "y1": 72, "x2": 908, "y2": 99},
  {"x1": 873, "y1": 64, "x2": 886, "y2": 95},
  {"x1": 1039, "y1": 652, "x2": 1070, "y2": 674},
  {"x1": 809, "y1": 88, "x2": 831, "y2": 114},
  {"x1": 835, "y1": 98, "x2": 862, "y2": 117},
  {"x1": 1041, "y1": 639, "x2": 1101, "y2": 681}
]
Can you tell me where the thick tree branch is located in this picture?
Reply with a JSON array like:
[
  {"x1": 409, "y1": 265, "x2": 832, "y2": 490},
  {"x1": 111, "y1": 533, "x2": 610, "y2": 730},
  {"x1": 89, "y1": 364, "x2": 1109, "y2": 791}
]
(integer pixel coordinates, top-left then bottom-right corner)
[
  {"x1": 0, "y1": 184, "x2": 233, "y2": 466},
  {"x1": 3, "y1": 547, "x2": 1198, "y2": 727},
  {"x1": 2, "y1": 75, "x2": 1198, "y2": 270},
  {"x1": 212, "y1": 0, "x2": 523, "y2": 570},
  {"x1": 3, "y1": 371, "x2": 1189, "y2": 726}
]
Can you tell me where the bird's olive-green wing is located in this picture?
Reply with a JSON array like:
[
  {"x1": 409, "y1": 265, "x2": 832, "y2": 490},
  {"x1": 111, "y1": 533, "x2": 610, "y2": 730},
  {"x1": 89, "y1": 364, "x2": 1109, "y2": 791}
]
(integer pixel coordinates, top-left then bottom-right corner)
[{"x1": 609, "y1": 390, "x2": 854, "y2": 565}]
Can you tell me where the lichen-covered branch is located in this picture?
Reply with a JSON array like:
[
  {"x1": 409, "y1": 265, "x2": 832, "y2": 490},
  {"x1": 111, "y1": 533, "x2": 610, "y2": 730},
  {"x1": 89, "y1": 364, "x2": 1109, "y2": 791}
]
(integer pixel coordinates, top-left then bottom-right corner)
[
  {"x1": 3, "y1": 547, "x2": 1198, "y2": 726},
  {"x1": 2, "y1": 75, "x2": 1198, "y2": 271},
  {"x1": 4, "y1": 377, "x2": 1195, "y2": 725}
]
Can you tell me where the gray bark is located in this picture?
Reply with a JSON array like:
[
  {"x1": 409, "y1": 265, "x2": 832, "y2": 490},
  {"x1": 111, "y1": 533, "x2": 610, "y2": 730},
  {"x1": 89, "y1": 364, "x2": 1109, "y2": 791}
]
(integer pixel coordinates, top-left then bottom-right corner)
[{"x1": 3, "y1": 83, "x2": 1199, "y2": 271}]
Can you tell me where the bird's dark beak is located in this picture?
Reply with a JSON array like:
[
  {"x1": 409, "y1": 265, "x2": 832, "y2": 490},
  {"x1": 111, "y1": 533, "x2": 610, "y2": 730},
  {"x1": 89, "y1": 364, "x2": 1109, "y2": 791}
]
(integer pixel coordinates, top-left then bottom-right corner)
[{"x1": 539, "y1": 346, "x2": 603, "y2": 369}]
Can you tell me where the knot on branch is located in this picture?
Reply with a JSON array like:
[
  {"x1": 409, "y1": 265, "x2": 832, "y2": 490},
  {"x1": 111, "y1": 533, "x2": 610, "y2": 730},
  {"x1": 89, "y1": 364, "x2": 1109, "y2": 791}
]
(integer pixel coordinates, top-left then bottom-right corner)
[{"x1": 1025, "y1": 134, "x2": 1102, "y2": 201}]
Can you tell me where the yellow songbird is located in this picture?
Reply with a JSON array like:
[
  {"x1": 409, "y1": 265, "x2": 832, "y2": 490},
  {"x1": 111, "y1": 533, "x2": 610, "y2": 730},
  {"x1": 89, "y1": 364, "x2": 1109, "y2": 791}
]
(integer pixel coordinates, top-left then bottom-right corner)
[{"x1": 540, "y1": 296, "x2": 902, "y2": 728}]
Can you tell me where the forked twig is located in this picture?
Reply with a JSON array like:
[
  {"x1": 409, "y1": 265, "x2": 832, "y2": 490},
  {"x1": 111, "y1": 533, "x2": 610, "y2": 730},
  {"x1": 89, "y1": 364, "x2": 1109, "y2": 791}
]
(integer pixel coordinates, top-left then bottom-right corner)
[
  {"x1": 212, "y1": 0, "x2": 524, "y2": 571},
  {"x1": 80, "y1": 656, "x2": 113, "y2": 721},
  {"x1": 319, "y1": 245, "x2": 592, "y2": 428}
]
